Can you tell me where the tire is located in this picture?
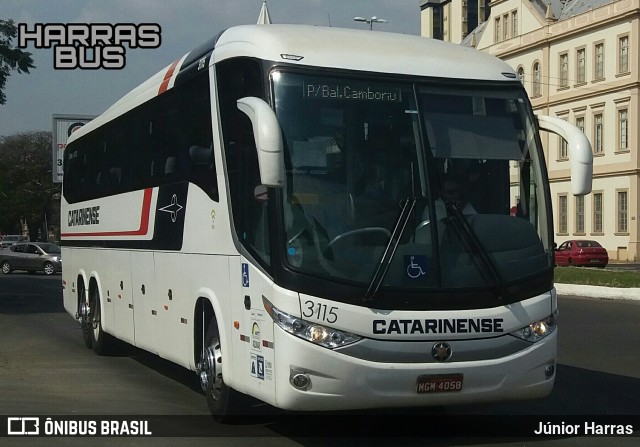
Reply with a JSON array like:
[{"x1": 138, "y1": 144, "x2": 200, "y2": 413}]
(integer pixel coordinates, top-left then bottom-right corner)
[
  {"x1": 1, "y1": 261, "x2": 12, "y2": 274},
  {"x1": 89, "y1": 287, "x2": 117, "y2": 355},
  {"x1": 79, "y1": 285, "x2": 93, "y2": 349},
  {"x1": 43, "y1": 262, "x2": 55, "y2": 275},
  {"x1": 197, "y1": 315, "x2": 240, "y2": 420}
]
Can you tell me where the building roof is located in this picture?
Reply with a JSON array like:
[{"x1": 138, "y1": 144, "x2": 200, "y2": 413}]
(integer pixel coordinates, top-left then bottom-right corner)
[
  {"x1": 461, "y1": 0, "x2": 617, "y2": 47},
  {"x1": 530, "y1": 0, "x2": 615, "y2": 20}
]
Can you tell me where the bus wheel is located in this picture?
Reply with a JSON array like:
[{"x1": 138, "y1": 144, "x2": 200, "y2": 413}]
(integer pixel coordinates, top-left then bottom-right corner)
[
  {"x1": 78, "y1": 285, "x2": 92, "y2": 349},
  {"x1": 197, "y1": 317, "x2": 238, "y2": 419},
  {"x1": 89, "y1": 287, "x2": 116, "y2": 355}
]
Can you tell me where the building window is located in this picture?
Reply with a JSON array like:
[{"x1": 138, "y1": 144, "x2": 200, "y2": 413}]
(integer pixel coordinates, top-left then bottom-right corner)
[
  {"x1": 466, "y1": 0, "x2": 479, "y2": 37},
  {"x1": 479, "y1": 1, "x2": 488, "y2": 22},
  {"x1": 533, "y1": 62, "x2": 541, "y2": 97},
  {"x1": 575, "y1": 116, "x2": 585, "y2": 134},
  {"x1": 432, "y1": 5, "x2": 444, "y2": 40},
  {"x1": 593, "y1": 192, "x2": 603, "y2": 233},
  {"x1": 558, "y1": 115, "x2": 568, "y2": 159},
  {"x1": 560, "y1": 136, "x2": 568, "y2": 159},
  {"x1": 511, "y1": 10, "x2": 518, "y2": 37},
  {"x1": 559, "y1": 195, "x2": 568, "y2": 234},
  {"x1": 618, "y1": 36, "x2": 629, "y2": 74},
  {"x1": 575, "y1": 196, "x2": 585, "y2": 234},
  {"x1": 618, "y1": 109, "x2": 628, "y2": 151},
  {"x1": 495, "y1": 17, "x2": 501, "y2": 43},
  {"x1": 594, "y1": 43, "x2": 604, "y2": 80},
  {"x1": 517, "y1": 67, "x2": 524, "y2": 84},
  {"x1": 617, "y1": 191, "x2": 628, "y2": 233},
  {"x1": 560, "y1": 53, "x2": 569, "y2": 87},
  {"x1": 503, "y1": 14, "x2": 509, "y2": 40},
  {"x1": 576, "y1": 48, "x2": 586, "y2": 83},
  {"x1": 594, "y1": 113, "x2": 603, "y2": 154}
]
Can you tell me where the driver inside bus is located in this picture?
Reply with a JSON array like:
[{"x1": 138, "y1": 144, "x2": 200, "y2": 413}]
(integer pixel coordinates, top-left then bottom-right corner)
[{"x1": 422, "y1": 174, "x2": 476, "y2": 222}]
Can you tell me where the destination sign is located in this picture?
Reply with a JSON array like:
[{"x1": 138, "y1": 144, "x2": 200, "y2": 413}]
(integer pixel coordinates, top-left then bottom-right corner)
[{"x1": 303, "y1": 81, "x2": 402, "y2": 103}]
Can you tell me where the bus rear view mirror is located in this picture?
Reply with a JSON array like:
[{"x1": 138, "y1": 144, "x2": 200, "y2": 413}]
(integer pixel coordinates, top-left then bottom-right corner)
[
  {"x1": 537, "y1": 115, "x2": 593, "y2": 196},
  {"x1": 237, "y1": 97, "x2": 285, "y2": 188}
]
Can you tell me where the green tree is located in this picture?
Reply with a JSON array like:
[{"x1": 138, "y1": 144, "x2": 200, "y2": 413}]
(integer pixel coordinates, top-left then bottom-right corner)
[
  {"x1": 1, "y1": 18, "x2": 36, "y2": 105},
  {"x1": 0, "y1": 131, "x2": 60, "y2": 241}
]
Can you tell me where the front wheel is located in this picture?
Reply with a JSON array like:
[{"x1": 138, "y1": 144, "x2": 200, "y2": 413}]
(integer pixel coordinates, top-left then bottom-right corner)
[
  {"x1": 1, "y1": 261, "x2": 12, "y2": 274},
  {"x1": 197, "y1": 316, "x2": 240, "y2": 420}
]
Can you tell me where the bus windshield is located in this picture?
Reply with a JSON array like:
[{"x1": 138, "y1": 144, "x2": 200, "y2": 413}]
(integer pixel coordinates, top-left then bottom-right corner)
[{"x1": 273, "y1": 71, "x2": 552, "y2": 295}]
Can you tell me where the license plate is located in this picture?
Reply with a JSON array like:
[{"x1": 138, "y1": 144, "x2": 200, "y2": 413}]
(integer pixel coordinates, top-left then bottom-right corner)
[
  {"x1": 590, "y1": 259, "x2": 599, "y2": 263},
  {"x1": 416, "y1": 374, "x2": 463, "y2": 393}
]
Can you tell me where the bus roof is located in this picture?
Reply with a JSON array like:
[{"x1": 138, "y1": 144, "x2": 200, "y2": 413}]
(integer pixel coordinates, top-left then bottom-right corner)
[
  {"x1": 215, "y1": 25, "x2": 514, "y2": 80},
  {"x1": 69, "y1": 25, "x2": 517, "y2": 143}
]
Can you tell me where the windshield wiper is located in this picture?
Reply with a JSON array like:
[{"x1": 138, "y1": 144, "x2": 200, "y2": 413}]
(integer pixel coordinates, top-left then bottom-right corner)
[
  {"x1": 444, "y1": 202, "x2": 508, "y2": 300},
  {"x1": 363, "y1": 196, "x2": 416, "y2": 302}
]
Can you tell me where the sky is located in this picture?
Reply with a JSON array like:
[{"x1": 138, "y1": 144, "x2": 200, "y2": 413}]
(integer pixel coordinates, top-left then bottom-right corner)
[{"x1": 0, "y1": 0, "x2": 421, "y2": 137}]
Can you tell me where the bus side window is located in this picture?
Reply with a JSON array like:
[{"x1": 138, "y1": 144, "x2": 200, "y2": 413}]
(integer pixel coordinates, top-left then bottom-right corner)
[{"x1": 179, "y1": 74, "x2": 218, "y2": 201}]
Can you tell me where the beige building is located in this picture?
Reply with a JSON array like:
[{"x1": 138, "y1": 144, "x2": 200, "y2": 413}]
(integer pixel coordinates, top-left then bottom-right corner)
[{"x1": 421, "y1": 0, "x2": 639, "y2": 260}]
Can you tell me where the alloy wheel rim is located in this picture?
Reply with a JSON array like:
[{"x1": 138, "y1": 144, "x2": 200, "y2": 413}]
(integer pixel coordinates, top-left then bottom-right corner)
[{"x1": 199, "y1": 338, "x2": 223, "y2": 400}]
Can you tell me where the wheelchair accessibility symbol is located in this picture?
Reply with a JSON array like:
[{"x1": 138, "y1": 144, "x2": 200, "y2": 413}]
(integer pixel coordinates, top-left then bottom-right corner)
[{"x1": 405, "y1": 255, "x2": 427, "y2": 279}]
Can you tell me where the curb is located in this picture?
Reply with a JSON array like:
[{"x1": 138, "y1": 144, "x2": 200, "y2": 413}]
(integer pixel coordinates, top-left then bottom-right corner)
[{"x1": 555, "y1": 283, "x2": 640, "y2": 301}]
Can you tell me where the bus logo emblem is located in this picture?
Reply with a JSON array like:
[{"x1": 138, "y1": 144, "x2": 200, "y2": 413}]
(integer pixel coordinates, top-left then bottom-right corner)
[
  {"x1": 431, "y1": 342, "x2": 452, "y2": 362},
  {"x1": 158, "y1": 194, "x2": 184, "y2": 222}
]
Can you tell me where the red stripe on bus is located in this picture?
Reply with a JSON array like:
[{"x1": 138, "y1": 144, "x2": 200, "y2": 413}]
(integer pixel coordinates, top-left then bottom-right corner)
[
  {"x1": 61, "y1": 188, "x2": 153, "y2": 238},
  {"x1": 158, "y1": 59, "x2": 180, "y2": 95}
]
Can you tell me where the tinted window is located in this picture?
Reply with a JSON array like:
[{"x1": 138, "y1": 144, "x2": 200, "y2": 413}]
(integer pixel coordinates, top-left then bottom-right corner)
[
  {"x1": 576, "y1": 241, "x2": 601, "y2": 248},
  {"x1": 64, "y1": 72, "x2": 217, "y2": 203},
  {"x1": 217, "y1": 58, "x2": 270, "y2": 266},
  {"x1": 38, "y1": 243, "x2": 61, "y2": 254}
]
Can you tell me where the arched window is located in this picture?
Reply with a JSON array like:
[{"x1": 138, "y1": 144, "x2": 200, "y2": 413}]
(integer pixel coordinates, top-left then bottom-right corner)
[
  {"x1": 517, "y1": 66, "x2": 525, "y2": 84},
  {"x1": 532, "y1": 62, "x2": 541, "y2": 96}
]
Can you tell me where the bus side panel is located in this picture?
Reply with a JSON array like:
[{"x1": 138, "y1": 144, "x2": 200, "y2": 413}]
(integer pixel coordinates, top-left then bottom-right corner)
[
  {"x1": 154, "y1": 252, "x2": 188, "y2": 366},
  {"x1": 228, "y1": 255, "x2": 276, "y2": 406},
  {"x1": 105, "y1": 250, "x2": 134, "y2": 345},
  {"x1": 131, "y1": 251, "x2": 158, "y2": 354},
  {"x1": 153, "y1": 252, "x2": 231, "y2": 369},
  {"x1": 62, "y1": 247, "x2": 75, "y2": 317}
]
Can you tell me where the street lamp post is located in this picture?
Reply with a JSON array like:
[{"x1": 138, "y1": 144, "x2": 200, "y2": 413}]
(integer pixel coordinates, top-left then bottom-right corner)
[{"x1": 353, "y1": 16, "x2": 388, "y2": 30}]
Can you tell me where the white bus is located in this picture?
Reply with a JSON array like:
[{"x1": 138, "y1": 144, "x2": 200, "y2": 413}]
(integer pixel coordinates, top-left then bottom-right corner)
[{"x1": 61, "y1": 24, "x2": 592, "y2": 417}]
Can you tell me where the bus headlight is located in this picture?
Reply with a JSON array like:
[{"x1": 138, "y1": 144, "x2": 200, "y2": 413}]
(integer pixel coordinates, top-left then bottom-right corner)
[
  {"x1": 510, "y1": 314, "x2": 557, "y2": 342},
  {"x1": 263, "y1": 298, "x2": 362, "y2": 349}
]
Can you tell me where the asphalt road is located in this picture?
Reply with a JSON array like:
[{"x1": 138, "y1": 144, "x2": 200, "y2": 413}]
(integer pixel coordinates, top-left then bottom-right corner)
[{"x1": 0, "y1": 273, "x2": 639, "y2": 446}]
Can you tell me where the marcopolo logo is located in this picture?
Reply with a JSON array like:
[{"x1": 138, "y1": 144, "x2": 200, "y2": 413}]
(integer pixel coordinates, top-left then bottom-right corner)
[{"x1": 18, "y1": 23, "x2": 161, "y2": 70}]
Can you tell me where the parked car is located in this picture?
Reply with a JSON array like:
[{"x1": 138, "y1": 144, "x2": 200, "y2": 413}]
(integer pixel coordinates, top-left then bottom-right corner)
[
  {"x1": 0, "y1": 235, "x2": 27, "y2": 249},
  {"x1": 0, "y1": 242, "x2": 62, "y2": 275},
  {"x1": 554, "y1": 240, "x2": 609, "y2": 267}
]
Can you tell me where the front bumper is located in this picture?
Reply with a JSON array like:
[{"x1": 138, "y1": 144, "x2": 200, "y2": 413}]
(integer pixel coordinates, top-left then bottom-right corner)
[{"x1": 273, "y1": 326, "x2": 556, "y2": 411}]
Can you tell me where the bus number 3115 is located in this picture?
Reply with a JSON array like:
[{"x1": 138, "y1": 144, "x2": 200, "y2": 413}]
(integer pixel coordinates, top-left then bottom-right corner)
[{"x1": 302, "y1": 301, "x2": 338, "y2": 324}]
